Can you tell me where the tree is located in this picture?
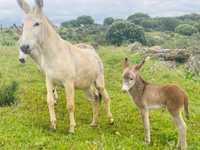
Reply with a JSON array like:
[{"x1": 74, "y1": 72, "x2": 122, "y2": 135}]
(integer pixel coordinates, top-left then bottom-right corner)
[
  {"x1": 141, "y1": 19, "x2": 160, "y2": 31},
  {"x1": 76, "y1": 15, "x2": 94, "y2": 26},
  {"x1": 159, "y1": 17, "x2": 180, "y2": 31},
  {"x1": 61, "y1": 20, "x2": 79, "y2": 27},
  {"x1": 127, "y1": 13, "x2": 150, "y2": 25},
  {"x1": 103, "y1": 17, "x2": 114, "y2": 26},
  {"x1": 106, "y1": 21, "x2": 146, "y2": 46},
  {"x1": 175, "y1": 24, "x2": 198, "y2": 36}
]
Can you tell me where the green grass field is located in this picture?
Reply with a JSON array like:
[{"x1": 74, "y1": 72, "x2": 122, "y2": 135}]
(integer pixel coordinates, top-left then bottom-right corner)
[{"x1": 0, "y1": 46, "x2": 200, "y2": 150}]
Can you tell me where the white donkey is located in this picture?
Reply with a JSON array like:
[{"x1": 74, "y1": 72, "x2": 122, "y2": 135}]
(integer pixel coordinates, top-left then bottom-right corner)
[{"x1": 17, "y1": 0, "x2": 113, "y2": 133}]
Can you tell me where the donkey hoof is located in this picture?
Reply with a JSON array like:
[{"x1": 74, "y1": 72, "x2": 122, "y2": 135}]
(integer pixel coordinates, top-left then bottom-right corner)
[
  {"x1": 50, "y1": 122, "x2": 56, "y2": 130},
  {"x1": 90, "y1": 123, "x2": 97, "y2": 127},
  {"x1": 144, "y1": 140, "x2": 151, "y2": 145},
  {"x1": 68, "y1": 127, "x2": 75, "y2": 134}
]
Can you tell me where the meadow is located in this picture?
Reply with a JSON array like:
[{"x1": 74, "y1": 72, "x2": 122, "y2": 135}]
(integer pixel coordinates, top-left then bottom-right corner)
[{"x1": 0, "y1": 45, "x2": 200, "y2": 150}]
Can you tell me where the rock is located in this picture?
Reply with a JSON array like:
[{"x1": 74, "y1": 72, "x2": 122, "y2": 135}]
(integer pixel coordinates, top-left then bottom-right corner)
[
  {"x1": 128, "y1": 42, "x2": 143, "y2": 52},
  {"x1": 187, "y1": 55, "x2": 200, "y2": 75},
  {"x1": 148, "y1": 47, "x2": 190, "y2": 63}
]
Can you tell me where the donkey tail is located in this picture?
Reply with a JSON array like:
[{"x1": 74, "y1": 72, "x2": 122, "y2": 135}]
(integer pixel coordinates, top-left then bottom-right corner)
[{"x1": 184, "y1": 96, "x2": 190, "y2": 120}]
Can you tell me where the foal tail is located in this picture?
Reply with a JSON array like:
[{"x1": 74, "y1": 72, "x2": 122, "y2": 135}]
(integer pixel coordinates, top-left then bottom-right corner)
[{"x1": 184, "y1": 96, "x2": 190, "y2": 120}]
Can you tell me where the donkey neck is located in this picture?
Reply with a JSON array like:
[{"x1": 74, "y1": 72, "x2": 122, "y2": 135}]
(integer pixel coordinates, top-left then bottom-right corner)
[
  {"x1": 129, "y1": 75, "x2": 148, "y2": 101},
  {"x1": 39, "y1": 18, "x2": 71, "y2": 59}
]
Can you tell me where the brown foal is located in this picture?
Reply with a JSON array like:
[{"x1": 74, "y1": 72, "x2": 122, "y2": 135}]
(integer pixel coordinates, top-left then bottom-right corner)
[{"x1": 122, "y1": 57, "x2": 189, "y2": 150}]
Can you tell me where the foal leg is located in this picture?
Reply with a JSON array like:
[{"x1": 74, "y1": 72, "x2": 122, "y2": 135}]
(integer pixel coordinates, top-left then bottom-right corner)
[
  {"x1": 46, "y1": 77, "x2": 57, "y2": 129},
  {"x1": 85, "y1": 89, "x2": 99, "y2": 127},
  {"x1": 171, "y1": 112, "x2": 187, "y2": 150},
  {"x1": 140, "y1": 109, "x2": 150, "y2": 144},
  {"x1": 64, "y1": 81, "x2": 76, "y2": 133}
]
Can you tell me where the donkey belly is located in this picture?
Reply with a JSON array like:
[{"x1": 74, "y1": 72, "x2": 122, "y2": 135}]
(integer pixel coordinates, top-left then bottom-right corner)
[
  {"x1": 73, "y1": 48, "x2": 103, "y2": 89},
  {"x1": 74, "y1": 63, "x2": 100, "y2": 89}
]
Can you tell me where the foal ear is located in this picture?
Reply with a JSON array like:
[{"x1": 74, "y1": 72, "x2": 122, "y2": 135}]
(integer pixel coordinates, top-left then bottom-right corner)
[
  {"x1": 17, "y1": 0, "x2": 30, "y2": 14},
  {"x1": 123, "y1": 57, "x2": 129, "y2": 69},
  {"x1": 135, "y1": 56, "x2": 150, "y2": 70},
  {"x1": 35, "y1": 0, "x2": 44, "y2": 10}
]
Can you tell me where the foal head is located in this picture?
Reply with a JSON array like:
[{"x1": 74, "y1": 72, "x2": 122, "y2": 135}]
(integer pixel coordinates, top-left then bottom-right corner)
[
  {"x1": 122, "y1": 57, "x2": 148, "y2": 92},
  {"x1": 17, "y1": 0, "x2": 47, "y2": 63}
]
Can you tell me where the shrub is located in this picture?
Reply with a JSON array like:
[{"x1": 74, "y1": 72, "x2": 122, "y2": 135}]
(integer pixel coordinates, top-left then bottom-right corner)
[
  {"x1": 0, "y1": 81, "x2": 18, "y2": 107},
  {"x1": 106, "y1": 21, "x2": 146, "y2": 46},
  {"x1": 175, "y1": 24, "x2": 198, "y2": 36}
]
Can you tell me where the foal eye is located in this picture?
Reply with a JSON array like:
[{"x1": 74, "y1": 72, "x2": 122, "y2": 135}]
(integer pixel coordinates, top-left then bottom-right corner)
[
  {"x1": 130, "y1": 78, "x2": 133, "y2": 81},
  {"x1": 33, "y1": 22, "x2": 40, "y2": 27}
]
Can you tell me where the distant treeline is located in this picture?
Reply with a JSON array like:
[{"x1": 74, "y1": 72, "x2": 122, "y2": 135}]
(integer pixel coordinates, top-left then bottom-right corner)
[{"x1": 59, "y1": 13, "x2": 200, "y2": 46}]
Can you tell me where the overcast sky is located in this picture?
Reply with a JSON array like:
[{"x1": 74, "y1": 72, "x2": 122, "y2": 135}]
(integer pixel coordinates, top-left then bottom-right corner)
[{"x1": 0, "y1": 0, "x2": 200, "y2": 26}]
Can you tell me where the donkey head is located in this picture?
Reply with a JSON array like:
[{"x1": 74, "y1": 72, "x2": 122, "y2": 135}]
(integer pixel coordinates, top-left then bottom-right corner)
[
  {"x1": 17, "y1": 0, "x2": 45, "y2": 63},
  {"x1": 122, "y1": 57, "x2": 148, "y2": 92}
]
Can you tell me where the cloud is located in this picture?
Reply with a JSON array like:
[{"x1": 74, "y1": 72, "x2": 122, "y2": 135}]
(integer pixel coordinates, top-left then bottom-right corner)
[{"x1": 0, "y1": 0, "x2": 200, "y2": 26}]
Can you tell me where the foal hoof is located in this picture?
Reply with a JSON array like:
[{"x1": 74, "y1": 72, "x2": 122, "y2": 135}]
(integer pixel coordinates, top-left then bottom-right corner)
[{"x1": 109, "y1": 118, "x2": 114, "y2": 125}]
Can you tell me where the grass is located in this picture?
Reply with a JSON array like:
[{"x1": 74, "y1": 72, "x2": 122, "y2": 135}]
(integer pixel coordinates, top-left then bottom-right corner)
[{"x1": 0, "y1": 45, "x2": 199, "y2": 149}]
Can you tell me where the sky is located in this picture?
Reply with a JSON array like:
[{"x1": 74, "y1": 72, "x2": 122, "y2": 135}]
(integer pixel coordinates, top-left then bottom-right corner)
[{"x1": 0, "y1": 0, "x2": 200, "y2": 26}]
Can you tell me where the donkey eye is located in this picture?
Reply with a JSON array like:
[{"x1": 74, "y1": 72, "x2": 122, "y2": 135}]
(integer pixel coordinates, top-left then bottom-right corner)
[
  {"x1": 33, "y1": 22, "x2": 40, "y2": 27},
  {"x1": 130, "y1": 78, "x2": 133, "y2": 80}
]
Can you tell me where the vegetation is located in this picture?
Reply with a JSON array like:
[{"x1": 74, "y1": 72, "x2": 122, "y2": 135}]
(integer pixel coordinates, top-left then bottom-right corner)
[
  {"x1": 0, "y1": 81, "x2": 18, "y2": 106},
  {"x1": 103, "y1": 17, "x2": 114, "y2": 26},
  {"x1": 106, "y1": 21, "x2": 146, "y2": 46},
  {"x1": 0, "y1": 46, "x2": 199, "y2": 149},
  {"x1": 175, "y1": 24, "x2": 198, "y2": 36},
  {"x1": 61, "y1": 15, "x2": 95, "y2": 27}
]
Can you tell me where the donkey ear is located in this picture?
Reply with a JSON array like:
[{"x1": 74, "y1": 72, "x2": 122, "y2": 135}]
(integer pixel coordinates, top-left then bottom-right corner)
[
  {"x1": 123, "y1": 57, "x2": 129, "y2": 69},
  {"x1": 35, "y1": 0, "x2": 44, "y2": 10},
  {"x1": 17, "y1": 0, "x2": 30, "y2": 14}
]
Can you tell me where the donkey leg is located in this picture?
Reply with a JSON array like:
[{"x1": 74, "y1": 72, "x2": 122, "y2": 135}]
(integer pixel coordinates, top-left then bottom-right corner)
[
  {"x1": 140, "y1": 109, "x2": 151, "y2": 144},
  {"x1": 53, "y1": 87, "x2": 58, "y2": 104},
  {"x1": 46, "y1": 77, "x2": 57, "y2": 129},
  {"x1": 64, "y1": 82, "x2": 76, "y2": 133},
  {"x1": 96, "y1": 75, "x2": 113, "y2": 124},
  {"x1": 100, "y1": 88, "x2": 114, "y2": 124},
  {"x1": 90, "y1": 100, "x2": 99, "y2": 127},
  {"x1": 171, "y1": 112, "x2": 187, "y2": 150}
]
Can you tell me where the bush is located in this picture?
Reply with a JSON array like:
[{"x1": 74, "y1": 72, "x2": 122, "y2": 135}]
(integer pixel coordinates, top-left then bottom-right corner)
[
  {"x1": 175, "y1": 24, "x2": 198, "y2": 36},
  {"x1": 106, "y1": 21, "x2": 146, "y2": 46},
  {"x1": 0, "y1": 81, "x2": 18, "y2": 107}
]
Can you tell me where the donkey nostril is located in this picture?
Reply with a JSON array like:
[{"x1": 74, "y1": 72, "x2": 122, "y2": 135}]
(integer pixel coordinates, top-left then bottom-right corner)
[
  {"x1": 20, "y1": 45, "x2": 30, "y2": 54},
  {"x1": 19, "y1": 58, "x2": 25, "y2": 64}
]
